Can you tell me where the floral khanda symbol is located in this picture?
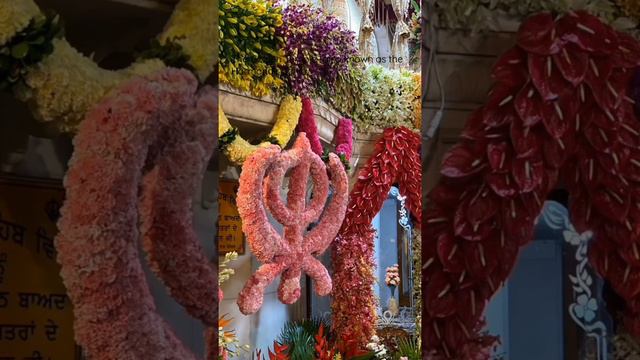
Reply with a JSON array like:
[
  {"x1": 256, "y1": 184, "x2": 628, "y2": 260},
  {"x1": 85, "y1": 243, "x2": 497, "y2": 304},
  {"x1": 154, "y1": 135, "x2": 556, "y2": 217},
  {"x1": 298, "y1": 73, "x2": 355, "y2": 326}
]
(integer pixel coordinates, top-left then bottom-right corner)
[{"x1": 236, "y1": 133, "x2": 348, "y2": 315}]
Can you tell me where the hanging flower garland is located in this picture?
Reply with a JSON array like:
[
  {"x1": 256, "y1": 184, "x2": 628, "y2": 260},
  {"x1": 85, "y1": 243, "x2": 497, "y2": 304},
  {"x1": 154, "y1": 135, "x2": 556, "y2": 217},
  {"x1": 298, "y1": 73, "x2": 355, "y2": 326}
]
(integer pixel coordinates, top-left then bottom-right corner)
[
  {"x1": 219, "y1": 0, "x2": 285, "y2": 97},
  {"x1": 422, "y1": 11, "x2": 640, "y2": 359},
  {"x1": 295, "y1": 97, "x2": 324, "y2": 156},
  {"x1": 55, "y1": 68, "x2": 217, "y2": 359},
  {"x1": 219, "y1": 95, "x2": 302, "y2": 165},
  {"x1": 334, "y1": 117, "x2": 353, "y2": 161},
  {"x1": 0, "y1": 0, "x2": 216, "y2": 133},
  {"x1": 332, "y1": 126, "x2": 421, "y2": 348},
  {"x1": 235, "y1": 133, "x2": 348, "y2": 314},
  {"x1": 295, "y1": 99, "x2": 353, "y2": 169},
  {"x1": 277, "y1": 4, "x2": 358, "y2": 97}
]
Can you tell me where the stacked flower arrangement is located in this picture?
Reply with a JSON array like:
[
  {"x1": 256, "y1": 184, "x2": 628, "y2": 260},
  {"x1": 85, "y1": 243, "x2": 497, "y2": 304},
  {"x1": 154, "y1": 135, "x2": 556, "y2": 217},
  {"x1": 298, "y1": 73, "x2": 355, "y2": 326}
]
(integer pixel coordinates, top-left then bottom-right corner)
[
  {"x1": 219, "y1": 0, "x2": 285, "y2": 97},
  {"x1": 353, "y1": 65, "x2": 418, "y2": 133},
  {"x1": 276, "y1": 4, "x2": 358, "y2": 97}
]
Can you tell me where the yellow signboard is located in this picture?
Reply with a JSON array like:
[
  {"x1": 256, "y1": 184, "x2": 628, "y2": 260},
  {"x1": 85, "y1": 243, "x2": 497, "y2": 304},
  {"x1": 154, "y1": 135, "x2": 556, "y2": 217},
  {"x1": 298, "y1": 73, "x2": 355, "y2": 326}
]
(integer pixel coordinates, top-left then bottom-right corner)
[
  {"x1": 0, "y1": 176, "x2": 82, "y2": 360},
  {"x1": 217, "y1": 180, "x2": 244, "y2": 255}
]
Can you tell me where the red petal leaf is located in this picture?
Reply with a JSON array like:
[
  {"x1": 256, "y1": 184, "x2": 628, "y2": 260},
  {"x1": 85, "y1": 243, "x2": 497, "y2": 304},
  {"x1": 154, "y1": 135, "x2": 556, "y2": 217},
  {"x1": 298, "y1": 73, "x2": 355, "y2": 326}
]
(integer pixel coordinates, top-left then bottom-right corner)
[
  {"x1": 483, "y1": 84, "x2": 519, "y2": 127},
  {"x1": 492, "y1": 47, "x2": 528, "y2": 88},
  {"x1": 517, "y1": 12, "x2": 562, "y2": 55},
  {"x1": 426, "y1": 272, "x2": 457, "y2": 318},
  {"x1": 441, "y1": 144, "x2": 486, "y2": 178},
  {"x1": 552, "y1": 43, "x2": 588, "y2": 86},
  {"x1": 486, "y1": 172, "x2": 519, "y2": 198},
  {"x1": 528, "y1": 53, "x2": 569, "y2": 101},
  {"x1": 514, "y1": 83, "x2": 545, "y2": 127},
  {"x1": 437, "y1": 232, "x2": 466, "y2": 274},
  {"x1": 512, "y1": 158, "x2": 544, "y2": 193},
  {"x1": 487, "y1": 142, "x2": 511, "y2": 173},
  {"x1": 557, "y1": 11, "x2": 618, "y2": 55}
]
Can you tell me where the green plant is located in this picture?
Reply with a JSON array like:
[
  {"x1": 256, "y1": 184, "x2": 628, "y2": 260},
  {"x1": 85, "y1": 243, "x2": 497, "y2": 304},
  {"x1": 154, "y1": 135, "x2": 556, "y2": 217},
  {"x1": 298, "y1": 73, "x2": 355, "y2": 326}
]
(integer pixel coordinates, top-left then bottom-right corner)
[
  {"x1": 394, "y1": 337, "x2": 420, "y2": 360},
  {"x1": 434, "y1": 0, "x2": 635, "y2": 33},
  {"x1": 277, "y1": 317, "x2": 330, "y2": 360}
]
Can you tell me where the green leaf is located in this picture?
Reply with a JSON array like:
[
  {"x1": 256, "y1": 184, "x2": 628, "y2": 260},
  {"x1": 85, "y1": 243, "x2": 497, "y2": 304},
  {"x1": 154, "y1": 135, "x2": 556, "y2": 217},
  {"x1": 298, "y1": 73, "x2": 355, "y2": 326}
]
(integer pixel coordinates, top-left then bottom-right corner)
[{"x1": 11, "y1": 43, "x2": 29, "y2": 59}]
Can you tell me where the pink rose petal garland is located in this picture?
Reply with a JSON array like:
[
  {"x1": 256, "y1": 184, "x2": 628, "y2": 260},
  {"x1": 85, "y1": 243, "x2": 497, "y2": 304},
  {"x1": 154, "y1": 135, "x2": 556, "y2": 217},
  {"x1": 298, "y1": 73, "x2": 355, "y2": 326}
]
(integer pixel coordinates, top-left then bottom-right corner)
[
  {"x1": 422, "y1": 11, "x2": 640, "y2": 359},
  {"x1": 55, "y1": 68, "x2": 217, "y2": 359},
  {"x1": 331, "y1": 127, "x2": 422, "y2": 348},
  {"x1": 296, "y1": 97, "x2": 323, "y2": 156},
  {"x1": 236, "y1": 133, "x2": 348, "y2": 314}
]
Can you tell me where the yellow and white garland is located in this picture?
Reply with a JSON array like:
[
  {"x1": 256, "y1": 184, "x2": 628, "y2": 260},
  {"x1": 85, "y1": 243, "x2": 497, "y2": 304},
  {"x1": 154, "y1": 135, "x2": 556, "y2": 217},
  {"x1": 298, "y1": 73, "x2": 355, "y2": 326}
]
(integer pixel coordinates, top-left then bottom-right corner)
[
  {"x1": 0, "y1": 0, "x2": 216, "y2": 133},
  {"x1": 219, "y1": 95, "x2": 302, "y2": 165}
]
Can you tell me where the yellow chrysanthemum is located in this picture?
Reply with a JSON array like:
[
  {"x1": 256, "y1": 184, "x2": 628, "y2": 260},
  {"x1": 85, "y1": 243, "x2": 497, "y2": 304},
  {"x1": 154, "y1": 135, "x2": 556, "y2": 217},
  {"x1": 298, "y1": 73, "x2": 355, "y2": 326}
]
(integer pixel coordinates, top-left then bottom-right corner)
[
  {"x1": 159, "y1": 0, "x2": 217, "y2": 81},
  {"x1": 219, "y1": 95, "x2": 301, "y2": 165},
  {"x1": 19, "y1": 39, "x2": 165, "y2": 132},
  {"x1": 0, "y1": 0, "x2": 40, "y2": 45}
]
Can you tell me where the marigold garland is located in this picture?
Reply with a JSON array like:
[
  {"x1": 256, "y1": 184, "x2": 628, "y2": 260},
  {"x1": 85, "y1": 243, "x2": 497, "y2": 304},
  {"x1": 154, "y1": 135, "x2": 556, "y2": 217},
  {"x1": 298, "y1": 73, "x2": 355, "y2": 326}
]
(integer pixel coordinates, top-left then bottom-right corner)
[
  {"x1": 56, "y1": 68, "x2": 217, "y2": 359},
  {"x1": 331, "y1": 127, "x2": 421, "y2": 347},
  {"x1": 0, "y1": 0, "x2": 216, "y2": 133},
  {"x1": 219, "y1": 95, "x2": 302, "y2": 165}
]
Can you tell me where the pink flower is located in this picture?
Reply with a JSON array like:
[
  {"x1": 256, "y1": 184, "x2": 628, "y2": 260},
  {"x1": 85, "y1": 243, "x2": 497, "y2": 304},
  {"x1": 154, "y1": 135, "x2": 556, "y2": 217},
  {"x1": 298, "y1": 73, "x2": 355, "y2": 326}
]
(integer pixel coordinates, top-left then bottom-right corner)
[
  {"x1": 295, "y1": 97, "x2": 323, "y2": 155},
  {"x1": 334, "y1": 118, "x2": 353, "y2": 160},
  {"x1": 56, "y1": 69, "x2": 217, "y2": 359},
  {"x1": 236, "y1": 133, "x2": 348, "y2": 314}
]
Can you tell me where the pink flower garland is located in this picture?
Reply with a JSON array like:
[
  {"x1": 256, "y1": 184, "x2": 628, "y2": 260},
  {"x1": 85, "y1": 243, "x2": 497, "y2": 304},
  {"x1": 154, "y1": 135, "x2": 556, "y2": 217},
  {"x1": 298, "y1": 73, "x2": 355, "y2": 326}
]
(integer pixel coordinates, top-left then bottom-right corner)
[
  {"x1": 295, "y1": 97, "x2": 324, "y2": 155},
  {"x1": 334, "y1": 118, "x2": 353, "y2": 160},
  {"x1": 331, "y1": 127, "x2": 421, "y2": 347},
  {"x1": 236, "y1": 133, "x2": 348, "y2": 314},
  {"x1": 56, "y1": 69, "x2": 217, "y2": 359}
]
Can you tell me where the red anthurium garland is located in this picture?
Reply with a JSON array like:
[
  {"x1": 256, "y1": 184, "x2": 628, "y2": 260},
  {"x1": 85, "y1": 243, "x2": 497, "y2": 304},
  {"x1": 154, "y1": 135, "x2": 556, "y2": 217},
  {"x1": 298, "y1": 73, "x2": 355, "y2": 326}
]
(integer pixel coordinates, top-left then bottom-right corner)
[
  {"x1": 331, "y1": 126, "x2": 422, "y2": 347},
  {"x1": 423, "y1": 11, "x2": 640, "y2": 359},
  {"x1": 56, "y1": 69, "x2": 217, "y2": 359}
]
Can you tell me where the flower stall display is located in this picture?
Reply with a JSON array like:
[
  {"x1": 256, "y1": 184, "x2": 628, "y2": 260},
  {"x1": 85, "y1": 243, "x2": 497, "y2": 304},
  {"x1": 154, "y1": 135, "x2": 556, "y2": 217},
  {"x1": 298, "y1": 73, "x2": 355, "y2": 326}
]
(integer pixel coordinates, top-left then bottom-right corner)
[
  {"x1": 218, "y1": 95, "x2": 302, "y2": 165},
  {"x1": 332, "y1": 127, "x2": 422, "y2": 347},
  {"x1": 235, "y1": 133, "x2": 348, "y2": 314},
  {"x1": 0, "y1": 0, "x2": 216, "y2": 133},
  {"x1": 219, "y1": 0, "x2": 285, "y2": 97},
  {"x1": 55, "y1": 69, "x2": 217, "y2": 359},
  {"x1": 422, "y1": 10, "x2": 640, "y2": 359},
  {"x1": 277, "y1": 4, "x2": 358, "y2": 97},
  {"x1": 352, "y1": 65, "x2": 419, "y2": 133}
]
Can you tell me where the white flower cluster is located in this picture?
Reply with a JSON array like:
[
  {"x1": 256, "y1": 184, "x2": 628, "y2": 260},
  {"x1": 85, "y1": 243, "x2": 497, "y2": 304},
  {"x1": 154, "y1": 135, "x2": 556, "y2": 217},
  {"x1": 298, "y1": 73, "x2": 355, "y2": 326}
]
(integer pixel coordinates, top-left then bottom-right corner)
[
  {"x1": 366, "y1": 335, "x2": 390, "y2": 359},
  {"x1": 385, "y1": 264, "x2": 400, "y2": 287}
]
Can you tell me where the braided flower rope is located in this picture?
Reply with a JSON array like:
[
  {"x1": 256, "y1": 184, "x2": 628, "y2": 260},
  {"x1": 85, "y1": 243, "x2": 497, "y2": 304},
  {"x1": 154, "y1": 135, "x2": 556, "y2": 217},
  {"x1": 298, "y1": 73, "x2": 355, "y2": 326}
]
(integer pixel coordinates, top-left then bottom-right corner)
[
  {"x1": 236, "y1": 133, "x2": 348, "y2": 314},
  {"x1": 423, "y1": 11, "x2": 640, "y2": 359},
  {"x1": 331, "y1": 126, "x2": 421, "y2": 347},
  {"x1": 55, "y1": 69, "x2": 217, "y2": 359}
]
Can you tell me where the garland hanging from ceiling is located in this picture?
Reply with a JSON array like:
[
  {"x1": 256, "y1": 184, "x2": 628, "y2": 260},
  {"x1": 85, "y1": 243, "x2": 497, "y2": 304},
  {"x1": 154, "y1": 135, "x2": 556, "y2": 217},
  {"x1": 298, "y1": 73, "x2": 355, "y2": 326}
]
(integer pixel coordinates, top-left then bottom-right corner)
[{"x1": 423, "y1": 10, "x2": 640, "y2": 359}]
